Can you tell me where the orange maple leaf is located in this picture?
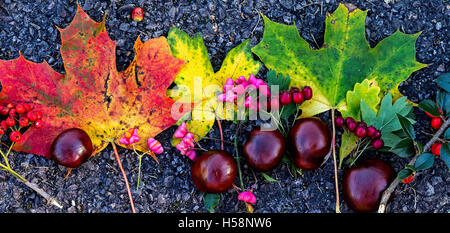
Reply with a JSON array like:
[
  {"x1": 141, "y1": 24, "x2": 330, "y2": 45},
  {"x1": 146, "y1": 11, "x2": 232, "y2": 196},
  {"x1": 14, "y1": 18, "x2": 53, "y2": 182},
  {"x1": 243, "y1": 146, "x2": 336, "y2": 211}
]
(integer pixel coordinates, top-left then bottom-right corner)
[{"x1": 0, "y1": 5, "x2": 184, "y2": 158}]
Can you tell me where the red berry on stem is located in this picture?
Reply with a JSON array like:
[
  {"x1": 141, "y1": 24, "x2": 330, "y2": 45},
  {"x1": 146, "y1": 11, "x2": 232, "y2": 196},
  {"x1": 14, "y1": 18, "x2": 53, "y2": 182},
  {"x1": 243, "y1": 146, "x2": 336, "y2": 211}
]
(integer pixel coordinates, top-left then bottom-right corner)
[
  {"x1": 19, "y1": 117, "x2": 29, "y2": 127},
  {"x1": 345, "y1": 117, "x2": 355, "y2": 127},
  {"x1": 280, "y1": 91, "x2": 291, "y2": 106},
  {"x1": 372, "y1": 139, "x2": 384, "y2": 149},
  {"x1": 292, "y1": 92, "x2": 304, "y2": 105},
  {"x1": 0, "y1": 129, "x2": 4, "y2": 135},
  {"x1": 431, "y1": 117, "x2": 443, "y2": 129},
  {"x1": 347, "y1": 121, "x2": 357, "y2": 132},
  {"x1": 0, "y1": 107, "x2": 10, "y2": 115},
  {"x1": 34, "y1": 120, "x2": 43, "y2": 129},
  {"x1": 372, "y1": 130, "x2": 382, "y2": 139},
  {"x1": 15, "y1": 104, "x2": 25, "y2": 114},
  {"x1": 335, "y1": 116, "x2": 344, "y2": 127},
  {"x1": 355, "y1": 126, "x2": 367, "y2": 138},
  {"x1": 23, "y1": 103, "x2": 32, "y2": 112},
  {"x1": 5, "y1": 117, "x2": 15, "y2": 127},
  {"x1": 10, "y1": 131, "x2": 21, "y2": 142},
  {"x1": 357, "y1": 122, "x2": 367, "y2": 129},
  {"x1": 0, "y1": 121, "x2": 7, "y2": 130},
  {"x1": 6, "y1": 103, "x2": 14, "y2": 109},
  {"x1": 289, "y1": 87, "x2": 300, "y2": 93},
  {"x1": 132, "y1": 7, "x2": 144, "y2": 22},
  {"x1": 402, "y1": 175, "x2": 414, "y2": 184},
  {"x1": 302, "y1": 86, "x2": 313, "y2": 100},
  {"x1": 431, "y1": 143, "x2": 441, "y2": 156},
  {"x1": 35, "y1": 111, "x2": 43, "y2": 120},
  {"x1": 27, "y1": 111, "x2": 38, "y2": 122},
  {"x1": 8, "y1": 109, "x2": 16, "y2": 118},
  {"x1": 367, "y1": 126, "x2": 376, "y2": 137}
]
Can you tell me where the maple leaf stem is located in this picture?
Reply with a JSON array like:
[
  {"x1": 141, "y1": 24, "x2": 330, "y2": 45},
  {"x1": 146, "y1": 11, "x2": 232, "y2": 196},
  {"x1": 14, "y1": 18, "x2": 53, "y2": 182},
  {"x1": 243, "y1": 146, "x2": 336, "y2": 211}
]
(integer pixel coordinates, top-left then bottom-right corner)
[
  {"x1": 331, "y1": 108, "x2": 341, "y2": 213},
  {"x1": 216, "y1": 117, "x2": 224, "y2": 150},
  {"x1": 234, "y1": 122, "x2": 245, "y2": 190},
  {"x1": 378, "y1": 117, "x2": 450, "y2": 213},
  {"x1": 111, "y1": 142, "x2": 136, "y2": 213}
]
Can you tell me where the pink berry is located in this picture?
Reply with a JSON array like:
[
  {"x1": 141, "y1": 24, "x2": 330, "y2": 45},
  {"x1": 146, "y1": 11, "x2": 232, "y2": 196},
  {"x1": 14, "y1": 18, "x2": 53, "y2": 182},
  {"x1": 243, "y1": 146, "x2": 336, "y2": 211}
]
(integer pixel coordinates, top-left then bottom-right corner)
[
  {"x1": 347, "y1": 121, "x2": 357, "y2": 132},
  {"x1": 186, "y1": 149, "x2": 197, "y2": 160},
  {"x1": 355, "y1": 126, "x2": 367, "y2": 138},
  {"x1": 345, "y1": 117, "x2": 355, "y2": 127},
  {"x1": 335, "y1": 116, "x2": 344, "y2": 127},
  {"x1": 367, "y1": 126, "x2": 376, "y2": 137},
  {"x1": 302, "y1": 86, "x2": 313, "y2": 100},
  {"x1": 372, "y1": 139, "x2": 384, "y2": 149},
  {"x1": 372, "y1": 130, "x2": 382, "y2": 139}
]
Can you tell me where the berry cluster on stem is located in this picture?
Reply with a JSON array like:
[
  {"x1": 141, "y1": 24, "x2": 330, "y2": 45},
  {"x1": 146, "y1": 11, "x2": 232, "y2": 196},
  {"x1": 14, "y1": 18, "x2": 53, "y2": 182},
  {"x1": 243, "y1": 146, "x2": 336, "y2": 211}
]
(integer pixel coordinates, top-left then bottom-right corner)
[{"x1": 0, "y1": 103, "x2": 43, "y2": 143}]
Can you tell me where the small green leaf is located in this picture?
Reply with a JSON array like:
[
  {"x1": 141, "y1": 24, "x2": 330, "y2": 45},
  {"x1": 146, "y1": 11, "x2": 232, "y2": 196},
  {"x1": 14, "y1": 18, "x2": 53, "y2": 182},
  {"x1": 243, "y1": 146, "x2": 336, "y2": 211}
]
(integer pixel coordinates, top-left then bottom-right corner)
[
  {"x1": 267, "y1": 69, "x2": 290, "y2": 93},
  {"x1": 418, "y1": 99, "x2": 440, "y2": 117},
  {"x1": 262, "y1": 172, "x2": 281, "y2": 183},
  {"x1": 280, "y1": 102, "x2": 297, "y2": 120},
  {"x1": 397, "y1": 114, "x2": 415, "y2": 140},
  {"x1": 440, "y1": 143, "x2": 450, "y2": 171},
  {"x1": 405, "y1": 164, "x2": 416, "y2": 171},
  {"x1": 341, "y1": 79, "x2": 381, "y2": 121},
  {"x1": 414, "y1": 153, "x2": 435, "y2": 171},
  {"x1": 444, "y1": 128, "x2": 450, "y2": 140},
  {"x1": 339, "y1": 130, "x2": 359, "y2": 168},
  {"x1": 361, "y1": 94, "x2": 415, "y2": 148},
  {"x1": 360, "y1": 100, "x2": 377, "y2": 126},
  {"x1": 397, "y1": 169, "x2": 413, "y2": 180},
  {"x1": 436, "y1": 90, "x2": 450, "y2": 115},
  {"x1": 203, "y1": 193, "x2": 220, "y2": 213},
  {"x1": 416, "y1": 142, "x2": 424, "y2": 154},
  {"x1": 435, "y1": 73, "x2": 450, "y2": 93},
  {"x1": 390, "y1": 138, "x2": 415, "y2": 158}
]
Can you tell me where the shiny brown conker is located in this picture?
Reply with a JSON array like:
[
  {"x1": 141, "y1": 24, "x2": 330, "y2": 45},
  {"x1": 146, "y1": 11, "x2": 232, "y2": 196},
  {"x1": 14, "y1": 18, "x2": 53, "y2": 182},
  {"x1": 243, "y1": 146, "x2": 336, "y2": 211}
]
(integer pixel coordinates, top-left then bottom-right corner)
[
  {"x1": 191, "y1": 150, "x2": 237, "y2": 193},
  {"x1": 343, "y1": 159, "x2": 395, "y2": 212},
  {"x1": 50, "y1": 128, "x2": 93, "y2": 168},
  {"x1": 287, "y1": 118, "x2": 331, "y2": 170},
  {"x1": 243, "y1": 128, "x2": 285, "y2": 171}
]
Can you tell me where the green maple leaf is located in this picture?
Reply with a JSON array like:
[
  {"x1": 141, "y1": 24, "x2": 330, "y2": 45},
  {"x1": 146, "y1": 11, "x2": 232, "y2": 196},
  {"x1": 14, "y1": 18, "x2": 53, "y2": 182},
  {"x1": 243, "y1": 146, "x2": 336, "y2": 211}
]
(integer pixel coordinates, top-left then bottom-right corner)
[{"x1": 252, "y1": 4, "x2": 426, "y2": 117}]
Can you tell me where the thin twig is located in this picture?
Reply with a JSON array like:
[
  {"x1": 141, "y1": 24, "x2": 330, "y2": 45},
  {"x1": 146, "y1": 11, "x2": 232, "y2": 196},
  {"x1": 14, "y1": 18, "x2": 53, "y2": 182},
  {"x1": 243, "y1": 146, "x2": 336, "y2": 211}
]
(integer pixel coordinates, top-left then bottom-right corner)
[
  {"x1": 378, "y1": 118, "x2": 450, "y2": 213},
  {"x1": 111, "y1": 142, "x2": 136, "y2": 213},
  {"x1": 22, "y1": 180, "x2": 63, "y2": 209},
  {"x1": 216, "y1": 117, "x2": 224, "y2": 150},
  {"x1": 331, "y1": 109, "x2": 341, "y2": 213},
  {"x1": 234, "y1": 122, "x2": 245, "y2": 190}
]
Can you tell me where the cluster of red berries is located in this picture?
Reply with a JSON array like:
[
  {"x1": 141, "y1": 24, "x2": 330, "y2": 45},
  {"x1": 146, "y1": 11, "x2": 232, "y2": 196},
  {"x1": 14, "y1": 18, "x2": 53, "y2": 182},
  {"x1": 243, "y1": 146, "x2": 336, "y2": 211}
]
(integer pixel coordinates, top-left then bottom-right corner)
[
  {"x1": 280, "y1": 86, "x2": 313, "y2": 106},
  {"x1": 0, "y1": 103, "x2": 43, "y2": 142},
  {"x1": 425, "y1": 110, "x2": 444, "y2": 156},
  {"x1": 335, "y1": 116, "x2": 384, "y2": 149}
]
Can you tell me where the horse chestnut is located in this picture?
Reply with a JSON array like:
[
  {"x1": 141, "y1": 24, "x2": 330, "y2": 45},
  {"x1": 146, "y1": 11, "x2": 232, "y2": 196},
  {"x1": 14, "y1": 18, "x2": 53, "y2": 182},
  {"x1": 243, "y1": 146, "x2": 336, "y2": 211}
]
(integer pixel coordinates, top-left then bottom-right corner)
[
  {"x1": 243, "y1": 128, "x2": 285, "y2": 171},
  {"x1": 288, "y1": 118, "x2": 331, "y2": 170},
  {"x1": 191, "y1": 150, "x2": 237, "y2": 193},
  {"x1": 50, "y1": 128, "x2": 93, "y2": 168},
  {"x1": 343, "y1": 159, "x2": 394, "y2": 212}
]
